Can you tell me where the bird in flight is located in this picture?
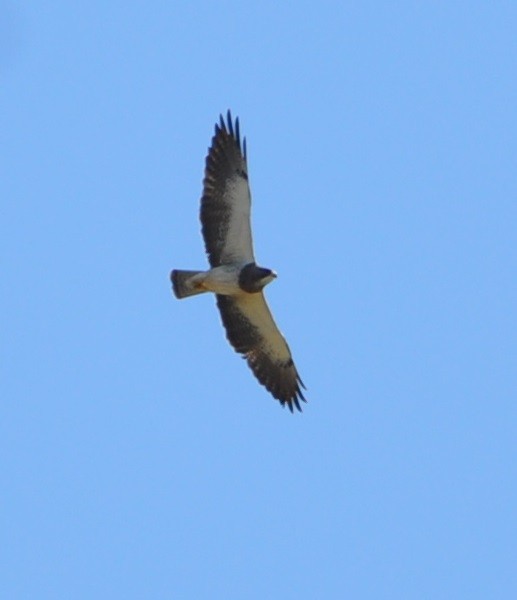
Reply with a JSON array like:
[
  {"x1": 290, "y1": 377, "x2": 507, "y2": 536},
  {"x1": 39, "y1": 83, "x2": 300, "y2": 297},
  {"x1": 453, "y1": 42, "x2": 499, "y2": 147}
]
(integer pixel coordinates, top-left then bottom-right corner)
[{"x1": 171, "y1": 111, "x2": 306, "y2": 412}]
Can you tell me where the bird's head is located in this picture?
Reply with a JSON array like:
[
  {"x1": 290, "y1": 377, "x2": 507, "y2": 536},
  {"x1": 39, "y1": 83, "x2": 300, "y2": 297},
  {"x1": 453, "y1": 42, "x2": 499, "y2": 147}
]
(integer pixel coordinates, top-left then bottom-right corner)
[
  {"x1": 257, "y1": 267, "x2": 277, "y2": 287},
  {"x1": 239, "y1": 263, "x2": 277, "y2": 293}
]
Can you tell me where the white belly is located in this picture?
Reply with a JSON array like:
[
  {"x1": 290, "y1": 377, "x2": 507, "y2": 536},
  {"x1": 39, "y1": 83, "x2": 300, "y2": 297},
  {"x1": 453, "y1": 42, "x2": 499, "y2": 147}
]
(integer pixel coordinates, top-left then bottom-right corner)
[{"x1": 202, "y1": 265, "x2": 242, "y2": 295}]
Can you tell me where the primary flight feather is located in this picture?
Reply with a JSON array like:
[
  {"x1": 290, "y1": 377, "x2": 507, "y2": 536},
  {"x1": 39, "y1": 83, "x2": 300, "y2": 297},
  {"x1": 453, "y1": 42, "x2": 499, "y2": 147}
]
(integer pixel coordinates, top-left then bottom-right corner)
[{"x1": 171, "y1": 111, "x2": 306, "y2": 412}]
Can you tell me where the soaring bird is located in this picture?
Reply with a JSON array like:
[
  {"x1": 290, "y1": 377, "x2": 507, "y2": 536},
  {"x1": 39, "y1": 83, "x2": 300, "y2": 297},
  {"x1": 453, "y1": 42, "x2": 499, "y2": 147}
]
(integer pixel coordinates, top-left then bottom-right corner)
[{"x1": 171, "y1": 111, "x2": 306, "y2": 412}]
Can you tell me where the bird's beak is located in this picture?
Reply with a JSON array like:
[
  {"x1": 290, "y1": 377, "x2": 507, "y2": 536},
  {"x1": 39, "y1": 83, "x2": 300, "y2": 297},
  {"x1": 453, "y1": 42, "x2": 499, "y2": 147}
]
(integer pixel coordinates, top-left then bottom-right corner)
[{"x1": 271, "y1": 271, "x2": 278, "y2": 278}]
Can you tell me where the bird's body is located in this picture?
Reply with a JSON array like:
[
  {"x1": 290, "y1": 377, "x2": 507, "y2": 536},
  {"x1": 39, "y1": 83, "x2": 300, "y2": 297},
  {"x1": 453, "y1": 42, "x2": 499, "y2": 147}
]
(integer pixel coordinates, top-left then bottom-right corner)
[
  {"x1": 172, "y1": 264, "x2": 245, "y2": 297},
  {"x1": 171, "y1": 111, "x2": 306, "y2": 412}
]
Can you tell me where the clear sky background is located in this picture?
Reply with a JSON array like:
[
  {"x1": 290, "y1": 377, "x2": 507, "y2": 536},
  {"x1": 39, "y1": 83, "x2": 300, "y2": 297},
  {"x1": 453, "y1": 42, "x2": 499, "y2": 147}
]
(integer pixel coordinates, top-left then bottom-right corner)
[{"x1": 2, "y1": 2, "x2": 516, "y2": 599}]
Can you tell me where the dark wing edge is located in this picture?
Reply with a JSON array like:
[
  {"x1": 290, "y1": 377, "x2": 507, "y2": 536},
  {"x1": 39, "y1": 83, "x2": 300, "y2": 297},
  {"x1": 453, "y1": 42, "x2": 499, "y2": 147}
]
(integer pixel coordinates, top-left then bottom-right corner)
[
  {"x1": 200, "y1": 110, "x2": 250, "y2": 267},
  {"x1": 216, "y1": 294, "x2": 307, "y2": 413}
]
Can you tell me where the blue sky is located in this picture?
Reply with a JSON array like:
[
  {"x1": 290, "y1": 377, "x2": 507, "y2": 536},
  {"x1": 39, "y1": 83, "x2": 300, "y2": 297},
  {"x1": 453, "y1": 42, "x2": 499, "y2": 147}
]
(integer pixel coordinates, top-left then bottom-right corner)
[{"x1": 2, "y1": 2, "x2": 516, "y2": 598}]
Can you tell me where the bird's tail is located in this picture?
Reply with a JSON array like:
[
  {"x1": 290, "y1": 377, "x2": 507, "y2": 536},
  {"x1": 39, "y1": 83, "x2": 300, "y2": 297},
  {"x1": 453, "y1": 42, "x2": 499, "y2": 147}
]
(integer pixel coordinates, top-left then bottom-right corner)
[{"x1": 170, "y1": 269, "x2": 207, "y2": 299}]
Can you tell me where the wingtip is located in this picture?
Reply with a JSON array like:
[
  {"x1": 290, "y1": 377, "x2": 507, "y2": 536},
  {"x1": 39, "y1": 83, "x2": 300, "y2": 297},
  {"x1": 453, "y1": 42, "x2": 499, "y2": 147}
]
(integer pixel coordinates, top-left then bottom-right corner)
[
  {"x1": 235, "y1": 116, "x2": 241, "y2": 148},
  {"x1": 282, "y1": 390, "x2": 307, "y2": 414},
  {"x1": 214, "y1": 110, "x2": 246, "y2": 160}
]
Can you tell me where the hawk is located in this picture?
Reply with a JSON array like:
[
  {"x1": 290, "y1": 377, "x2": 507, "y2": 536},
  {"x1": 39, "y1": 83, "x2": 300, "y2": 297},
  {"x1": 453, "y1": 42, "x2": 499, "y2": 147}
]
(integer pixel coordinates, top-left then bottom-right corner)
[{"x1": 171, "y1": 111, "x2": 306, "y2": 412}]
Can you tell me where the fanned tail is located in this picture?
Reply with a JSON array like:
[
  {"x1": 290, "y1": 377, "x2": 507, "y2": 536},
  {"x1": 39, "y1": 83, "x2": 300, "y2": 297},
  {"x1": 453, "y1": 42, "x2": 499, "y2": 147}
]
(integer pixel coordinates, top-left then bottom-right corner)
[{"x1": 170, "y1": 270, "x2": 207, "y2": 299}]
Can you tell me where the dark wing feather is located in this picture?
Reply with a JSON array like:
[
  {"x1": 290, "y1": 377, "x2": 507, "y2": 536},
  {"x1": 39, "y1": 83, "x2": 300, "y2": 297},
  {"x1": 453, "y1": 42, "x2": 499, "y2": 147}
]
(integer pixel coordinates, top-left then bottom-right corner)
[
  {"x1": 201, "y1": 111, "x2": 254, "y2": 267},
  {"x1": 216, "y1": 293, "x2": 306, "y2": 412}
]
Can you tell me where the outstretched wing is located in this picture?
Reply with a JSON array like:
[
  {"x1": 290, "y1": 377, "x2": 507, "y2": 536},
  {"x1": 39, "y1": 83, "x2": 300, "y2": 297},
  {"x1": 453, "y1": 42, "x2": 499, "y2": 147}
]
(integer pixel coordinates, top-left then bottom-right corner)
[
  {"x1": 216, "y1": 293, "x2": 306, "y2": 412},
  {"x1": 200, "y1": 111, "x2": 254, "y2": 267}
]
